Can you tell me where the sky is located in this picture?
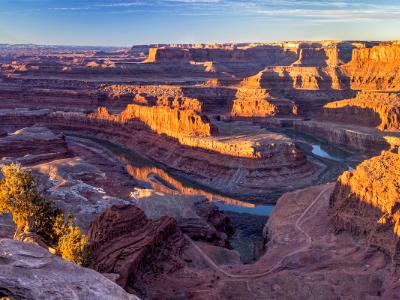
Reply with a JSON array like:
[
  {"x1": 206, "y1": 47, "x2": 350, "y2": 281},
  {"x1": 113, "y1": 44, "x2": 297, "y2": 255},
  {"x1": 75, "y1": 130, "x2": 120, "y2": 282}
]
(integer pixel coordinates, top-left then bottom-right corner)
[{"x1": 0, "y1": 0, "x2": 399, "y2": 46}]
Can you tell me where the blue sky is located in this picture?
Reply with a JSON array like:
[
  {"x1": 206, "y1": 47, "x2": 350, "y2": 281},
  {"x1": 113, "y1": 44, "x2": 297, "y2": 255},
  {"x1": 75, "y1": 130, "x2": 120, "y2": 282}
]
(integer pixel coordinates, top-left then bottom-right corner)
[{"x1": 0, "y1": 0, "x2": 399, "y2": 46}]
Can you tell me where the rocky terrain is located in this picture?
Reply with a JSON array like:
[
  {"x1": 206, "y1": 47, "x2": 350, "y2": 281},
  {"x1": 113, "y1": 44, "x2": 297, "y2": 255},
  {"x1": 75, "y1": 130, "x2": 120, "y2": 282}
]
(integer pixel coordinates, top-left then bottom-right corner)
[
  {"x1": 0, "y1": 239, "x2": 139, "y2": 300},
  {"x1": 88, "y1": 204, "x2": 186, "y2": 289},
  {"x1": 1, "y1": 41, "x2": 400, "y2": 299},
  {"x1": 0, "y1": 126, "x2": 69, "y2": 164},
  {"x1": 331, "y1": 150, "x2": 400, "y2": 265}
]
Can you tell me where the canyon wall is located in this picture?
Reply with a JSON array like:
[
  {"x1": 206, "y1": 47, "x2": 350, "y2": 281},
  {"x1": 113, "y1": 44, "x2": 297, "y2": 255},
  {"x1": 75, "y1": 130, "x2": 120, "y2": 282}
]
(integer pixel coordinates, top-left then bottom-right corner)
[
  {"x1": 88, "y1": 205, "x2": 185, "y2": 288},
  {"x1": 94, "y1": 104, "x2": 216, "y2": 138},
  {"x1": 0, "y1": 109, "x2": 316, "y2": 201},
  {"x1": 330, "y1": 150, "x2": 400, "y2": 265},
  {"x1": 322, "y1": 92, "x2": 400, "y2": 131},
  {"x1": 230, "y1": 88, "x2": 278, "y2": 117},
  {"x1": 292, "y1": 120, "x2": 390, "y2": 153},
  {"x1": 342, "y1": 43, "x2": 400, "y2": 91},
  {"x1": 0, "y1": 126, "x2": 69, "y2": 164},
  {"x1": 145, "y1": 45, "x2": 299, "y2": 65}
]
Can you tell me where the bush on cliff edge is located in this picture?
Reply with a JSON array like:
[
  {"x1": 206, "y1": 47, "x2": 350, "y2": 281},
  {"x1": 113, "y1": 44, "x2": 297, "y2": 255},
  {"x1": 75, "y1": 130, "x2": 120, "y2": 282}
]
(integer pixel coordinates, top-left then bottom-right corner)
[
  {"x1": 54, "y1": 215, "x2": 92, "y2": 266},
  {"x1": 0, "y1": 164, "x2": 91, "y2": 265}
]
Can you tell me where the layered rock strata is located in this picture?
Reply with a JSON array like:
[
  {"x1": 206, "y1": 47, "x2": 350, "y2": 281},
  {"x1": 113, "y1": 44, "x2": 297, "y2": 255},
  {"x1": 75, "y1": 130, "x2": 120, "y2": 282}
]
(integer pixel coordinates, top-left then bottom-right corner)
[
  {"x1": 292, "y1": 120, "x2": 392, "y2": 153},
  {"x1": 330, "y1": 150, "x2": 400, "y2": 265},
  {"x1": 0, "y1": 109, "x2": 316, "y2": 201},
  {"x1": 95, "y1": 105, "x2": 216, "y2": 138},
  {"x1": 322, "y1": 91, "x2": 400, "y2": 131},
  {"x1": 0, "y1": 126, "x2": 69, "y2": 164},
  {"x1": 88, "y1": 205, "x2": 186, "y2": 288},
  {"x1": 230, "y1": 87, "x2": 297, "y2": 117},
  {"x1": 342, "y1": 43, "x2": 400, "y2": 91}
]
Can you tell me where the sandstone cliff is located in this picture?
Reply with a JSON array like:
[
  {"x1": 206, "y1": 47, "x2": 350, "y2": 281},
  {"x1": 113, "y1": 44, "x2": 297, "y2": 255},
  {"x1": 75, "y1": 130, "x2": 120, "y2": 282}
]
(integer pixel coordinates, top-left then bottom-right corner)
[
  {"x1": 342, "y1": 43, "x2": 400, "y2": 91},
  {"x1": 94, "y1": 104, "x2": 216, "y2": 138},
  {"x1": 330, "y1": 150, "x2": 400, "y2": 265},
  {"x1": 322, "y1": 91, "x2": 400, "y2": 131},
  {"x1": 145, "y1": 44, "x2": 299, "y2": 65},
  {"x1": 231, "y1": 83, "x2": 298, "y2": 117}
]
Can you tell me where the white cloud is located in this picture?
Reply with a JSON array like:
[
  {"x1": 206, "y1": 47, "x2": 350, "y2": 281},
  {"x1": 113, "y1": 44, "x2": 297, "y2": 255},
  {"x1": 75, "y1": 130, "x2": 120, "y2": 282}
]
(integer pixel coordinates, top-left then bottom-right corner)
[{"x1": 6, "y1": 0, "x2": 400, "y2": 23}]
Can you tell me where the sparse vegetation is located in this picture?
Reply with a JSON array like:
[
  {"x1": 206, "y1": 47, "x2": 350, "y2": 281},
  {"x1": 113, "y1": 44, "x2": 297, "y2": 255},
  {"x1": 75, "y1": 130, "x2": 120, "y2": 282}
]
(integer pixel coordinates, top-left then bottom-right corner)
[
  {"x1": 54, "y1": 215, "x2": 92, "y2": 266},
  {"x1": 0, "y1": 163, "x2": 91, "y2": 265}
]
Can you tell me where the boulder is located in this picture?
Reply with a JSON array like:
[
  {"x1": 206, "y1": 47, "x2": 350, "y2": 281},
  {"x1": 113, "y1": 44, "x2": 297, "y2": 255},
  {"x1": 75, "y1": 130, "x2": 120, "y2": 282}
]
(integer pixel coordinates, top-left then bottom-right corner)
[{"x1": 0, "y1": 238, "x2": 139, "y2": 300}]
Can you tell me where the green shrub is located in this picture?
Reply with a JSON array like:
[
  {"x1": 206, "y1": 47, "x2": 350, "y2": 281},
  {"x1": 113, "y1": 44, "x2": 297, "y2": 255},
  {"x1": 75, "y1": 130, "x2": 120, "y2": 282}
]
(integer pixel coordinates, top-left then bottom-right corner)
[
  {"x1": 55, "y1": 216, "x2": 92, "y2": 266},
  {"x1": 0, "y1": 163, "x2": 62, "y2": 243},
  {"x1": 0, "y1": 164, "x2": 91, "y2": 265}
]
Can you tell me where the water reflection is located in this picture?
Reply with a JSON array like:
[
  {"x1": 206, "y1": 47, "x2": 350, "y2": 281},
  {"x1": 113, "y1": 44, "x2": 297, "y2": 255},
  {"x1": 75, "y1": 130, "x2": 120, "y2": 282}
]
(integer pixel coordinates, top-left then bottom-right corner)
[
  {"x1": 75, "y1": 135, "x2": 276, "y2": 216},
  {"x1": 272, "y1": 128, "x2": 361, "y2": 168},
  {"x1": 215, "y1": 201, "x2": 274, "y2": 216},
  {"x1": 311, "y1": 145, "x2": 343, "y2": 161}
]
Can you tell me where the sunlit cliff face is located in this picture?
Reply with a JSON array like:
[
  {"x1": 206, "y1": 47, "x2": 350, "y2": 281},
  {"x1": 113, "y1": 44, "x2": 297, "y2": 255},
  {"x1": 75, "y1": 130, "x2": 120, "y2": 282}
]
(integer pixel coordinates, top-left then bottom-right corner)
[
  {"x1": 330, "y1": 151, "x2": 400, "y2": 262},
  {"x1": 93, "y1": 105, "x2": 215, "y2": 139},
  {"x1": 322, "y1": 92, "x2": 400, "y2": 131}
]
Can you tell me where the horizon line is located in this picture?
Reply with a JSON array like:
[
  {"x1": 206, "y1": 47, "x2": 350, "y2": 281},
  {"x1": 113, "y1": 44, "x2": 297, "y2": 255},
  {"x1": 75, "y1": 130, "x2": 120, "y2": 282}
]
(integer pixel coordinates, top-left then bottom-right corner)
[{"x1": 1, "y1": 39, "x2": 399, "y2": 49}]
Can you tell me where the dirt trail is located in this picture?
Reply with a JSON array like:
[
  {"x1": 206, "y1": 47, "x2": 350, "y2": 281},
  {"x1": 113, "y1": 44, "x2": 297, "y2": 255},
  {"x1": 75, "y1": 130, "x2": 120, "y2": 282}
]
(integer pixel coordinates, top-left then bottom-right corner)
[{"x1": 187, "y1": 184, "x2": 332, "y2": 280}]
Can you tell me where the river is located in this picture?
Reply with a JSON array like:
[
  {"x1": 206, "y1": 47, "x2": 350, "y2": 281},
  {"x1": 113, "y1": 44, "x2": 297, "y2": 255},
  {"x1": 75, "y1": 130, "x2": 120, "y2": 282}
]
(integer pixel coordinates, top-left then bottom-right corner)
[{"x1": 70, "y1": 130, "x2": 356, "y2": 217}]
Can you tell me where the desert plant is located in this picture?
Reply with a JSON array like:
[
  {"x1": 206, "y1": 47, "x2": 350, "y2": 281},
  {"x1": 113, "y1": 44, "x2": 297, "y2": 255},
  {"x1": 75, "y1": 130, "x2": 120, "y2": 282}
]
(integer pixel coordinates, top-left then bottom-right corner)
[
  {"x1": 0, "y1": 163, "x2": 62, "y2": 244},
  {"x1": 0, "y1": 164, "x2": 91, "y2": 265},
  {"x1": 55, "y1": 215, "x2": 92, "y2": 266}
]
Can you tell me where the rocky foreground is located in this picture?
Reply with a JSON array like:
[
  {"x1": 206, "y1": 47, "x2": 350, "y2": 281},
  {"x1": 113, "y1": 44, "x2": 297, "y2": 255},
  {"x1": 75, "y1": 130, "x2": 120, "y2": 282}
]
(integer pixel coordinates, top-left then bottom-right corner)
[{"x1": 0, "y1": 239, "x2": 139, "y2": 300}]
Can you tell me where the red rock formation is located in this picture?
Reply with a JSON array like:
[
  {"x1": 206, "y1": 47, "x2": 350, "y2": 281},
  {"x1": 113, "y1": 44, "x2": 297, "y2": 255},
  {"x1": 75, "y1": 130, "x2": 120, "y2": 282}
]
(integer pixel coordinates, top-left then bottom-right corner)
[
  {"x1": 330, "y1": 150, "x2": 400, "y2": 265},
  {"x1": 342, "y1": 43, "x2": 400, "y2": 91},
  {"x1": 145, "y1": 44, "x2": 299, "y2": 65},
  {"x1": 231, "y1": 85, "x2": 298, "y2": 117},
  {"x1": 0, "y1": 126, "x2": 69, "y2": 163},
  {"x1": 88, "y1": 205, "x2": 186, "y2": 288},
  {"x1": 322, "y1": 91, "x2": 400, "y2": 131},
  {"x1": 146, "y1": 47, "x2": 191, "y2": 63},
  {"x1": 293, "y1": 47, "x2": 343, "y2": 67},
  {"x1": 250, "y1": 66, "x2": 345, "y2": 91},
  {"x1": 0, "y1": 109, "x2": 317, "y2": 201},
  {"x1": 94, "y1": 104, "x2": 216, "y2": 138},
  {"x1": 192, "y1": 202, "x2": 235, "y2": 247},
  {"x1": 100, "y1": 84, "x2": 236, "y2": 114}
]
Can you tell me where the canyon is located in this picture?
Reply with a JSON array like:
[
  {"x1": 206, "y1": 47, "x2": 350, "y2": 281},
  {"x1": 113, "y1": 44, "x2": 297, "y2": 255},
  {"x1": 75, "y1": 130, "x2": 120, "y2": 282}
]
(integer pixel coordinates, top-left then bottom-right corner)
[{"x1": 0, "y1": 40, "x2": 400, "y2": 299}]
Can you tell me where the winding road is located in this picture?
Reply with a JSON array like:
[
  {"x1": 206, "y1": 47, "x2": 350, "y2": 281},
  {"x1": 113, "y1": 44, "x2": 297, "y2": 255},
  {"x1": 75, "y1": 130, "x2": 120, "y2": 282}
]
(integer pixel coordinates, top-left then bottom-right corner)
[{"x1": 186, "y1": 184, "x2": 332, "y2": 280}]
